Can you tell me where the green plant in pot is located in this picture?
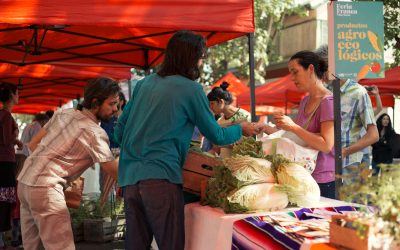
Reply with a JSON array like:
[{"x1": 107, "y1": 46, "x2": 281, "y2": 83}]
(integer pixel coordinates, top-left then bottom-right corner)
[{"x1": 339, "y1": 164, "x2": 400, "y2": 249}]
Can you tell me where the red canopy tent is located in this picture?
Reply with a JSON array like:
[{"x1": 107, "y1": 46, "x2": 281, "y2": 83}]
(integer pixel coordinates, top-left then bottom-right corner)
[
  {"x1": 359, "y1": 66, "x2": 400, "y2": 95},
  {"x1": 210, "y1": 72, "x2": 249, "y2": 97},
  {"x1": 0, "y1": 63, "x2": 131, "y2": 114},
  {"x1": 0, "y1": 0, "x2": 255, "y2": 113},
  {"x1": 0, "y1": 0, "x2": 254, "y2": 69}
]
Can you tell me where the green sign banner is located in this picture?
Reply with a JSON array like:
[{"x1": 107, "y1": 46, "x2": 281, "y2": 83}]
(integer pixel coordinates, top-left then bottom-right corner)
[{"x1": 328, "y1": 1, "x2": 384, "y2": 80}]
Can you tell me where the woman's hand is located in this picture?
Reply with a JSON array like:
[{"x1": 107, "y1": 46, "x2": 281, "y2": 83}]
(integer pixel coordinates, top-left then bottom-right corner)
[
  {"x1": 261, "y1": 124, "x2": 279, "y2": 135},
  {"x1": 273, "y1": 114, "x2": 299, "y2": 132}
]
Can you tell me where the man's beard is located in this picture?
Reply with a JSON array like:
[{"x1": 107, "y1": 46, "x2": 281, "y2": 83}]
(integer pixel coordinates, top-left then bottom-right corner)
[{"x1": 96, "y1": 111, "x2": 114, "y2": 122}]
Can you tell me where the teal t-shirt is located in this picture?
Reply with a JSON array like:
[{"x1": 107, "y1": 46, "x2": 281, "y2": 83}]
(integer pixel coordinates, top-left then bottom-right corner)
[{"x1": 114, "y1": 74, "x2": 242, "y2": 187}]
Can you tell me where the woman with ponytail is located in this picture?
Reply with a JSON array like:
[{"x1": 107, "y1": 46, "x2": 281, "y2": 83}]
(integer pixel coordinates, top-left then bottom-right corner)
[{"x1": 261, "y1": 51, "x2": 335, "y2": 199}]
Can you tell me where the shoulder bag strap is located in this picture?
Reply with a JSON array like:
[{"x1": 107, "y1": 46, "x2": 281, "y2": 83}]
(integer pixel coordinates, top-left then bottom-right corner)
[{"x1": 302, "y1": 97, "x2": 323, "y2": 130}]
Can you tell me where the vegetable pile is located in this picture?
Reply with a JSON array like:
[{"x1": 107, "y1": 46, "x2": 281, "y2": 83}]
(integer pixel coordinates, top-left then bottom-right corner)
[{"x1": 201, "y1": 136, "x2": 320, "y2": 213}]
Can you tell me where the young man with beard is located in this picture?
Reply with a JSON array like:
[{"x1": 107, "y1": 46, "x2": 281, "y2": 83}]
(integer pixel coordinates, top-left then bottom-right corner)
[{"x1": 17, "y1": 77, "x2": 120, "y2": 250}]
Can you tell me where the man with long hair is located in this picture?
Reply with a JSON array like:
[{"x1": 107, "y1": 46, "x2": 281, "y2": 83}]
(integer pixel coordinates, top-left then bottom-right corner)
[{"x1": 115, "y1": 30, "x2": 259, "y2": 250}]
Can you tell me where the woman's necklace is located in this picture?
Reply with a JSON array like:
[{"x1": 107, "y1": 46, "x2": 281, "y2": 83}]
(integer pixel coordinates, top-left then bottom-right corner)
[{"x1": 225, "y1": 108, "x2": 240, "y2": 120}]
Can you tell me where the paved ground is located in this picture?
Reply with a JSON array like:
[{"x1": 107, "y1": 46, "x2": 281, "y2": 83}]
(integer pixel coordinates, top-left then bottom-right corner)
[
  {"x1": 76, "y1": 240, "x2": 125, "y2": 250},
  {"x1": 3, "y1": 240, "x2": 125, "y2": 250}
]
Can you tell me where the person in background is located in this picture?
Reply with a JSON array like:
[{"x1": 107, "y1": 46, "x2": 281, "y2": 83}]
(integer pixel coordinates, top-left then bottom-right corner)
[
  {"x1": 101, "y1": 91, "x2": 126, "y2": 150},
  {"x1": 360, "y1": 85, "x2": 383, "y2": 168},
  {"x1": 20, "y1": 113, "x2": 50, "y2": 157},
  {"x1": 314, "y1": 45, "x2": 378, "y2": 184},
  {"x1": 207, "y1": 81, "x2": 251, "y2": 157},
  {"x1": 371, "y1": 113, "x2": 396, "y2": 175},
  {"x1": 261, "y1": 51, "x2": 335, "y2": 199},
  {"x1": 114, "y1": 30, "x2": 259, "y2": 250},
  {"x1": 17, "y1": 77, "x2": 120, "y2": 250},
  {"x1": 100, "y1": 91, "x2": 126, "y2": 195},
  {"x1": 12, "y1": 113, "x2": 49, "y2": 248},
  {"x1": 200, "y1": 114, "x2": 221, "y2": 152},
  {"x1": 45, "y1": 110, "x2": 54, "y2": 119},
  {"x1": 0, "y1": 83, "x2": 22, "y2": 249},
  {"x1": 370, "y1": 86, "x2": 383, "y2": 117},
  {"x1": 208, "y1": 81, "x2": 251, "y2": 127}
]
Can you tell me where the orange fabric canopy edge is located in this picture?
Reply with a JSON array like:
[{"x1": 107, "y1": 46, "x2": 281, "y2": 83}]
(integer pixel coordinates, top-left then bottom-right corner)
[
  {"x1": 0, "y1": 63, "x2": 131, "y2": 79},
  {"x1": 0, "y1": 0, "x2": 255, "y2": 32},
  {"x1": 0, "y1": 64, "x2": 131, "y2": 114}
]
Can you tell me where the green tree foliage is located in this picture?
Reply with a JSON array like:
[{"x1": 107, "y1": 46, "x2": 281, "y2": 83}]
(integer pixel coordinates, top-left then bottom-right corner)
[
  {"x1": 201, "y1": 0, "x2": 306, "y2": 84},
  {"x1": 383, "y1": 0, "x2": 400, "y2": 67}
]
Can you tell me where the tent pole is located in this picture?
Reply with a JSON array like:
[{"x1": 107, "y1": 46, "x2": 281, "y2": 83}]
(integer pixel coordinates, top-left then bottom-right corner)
[
  {"x1": 128, "y1": 79, "x2": 133, "y2": 98},
  {"x1": 247, "y1": 33, "x2": 256, "y2": 122},
  {"x1": 393, "y1": 97, "x2": 396, "y2": 127},
  {"x1": 333, "y1": 78, "x2": 342, "y2": 199}
]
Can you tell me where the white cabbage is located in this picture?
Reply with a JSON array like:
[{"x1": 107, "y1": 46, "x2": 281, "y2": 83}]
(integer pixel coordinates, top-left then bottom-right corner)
[
  {"x1": 227, "y1": 183, "x2": 289, "y2": 212},
  {"x1": 276, "y1": 162, "x2": 320, "y2": 207},
  {"x1": 223, "y1": 155, "x2": 275, "y2": 185}
]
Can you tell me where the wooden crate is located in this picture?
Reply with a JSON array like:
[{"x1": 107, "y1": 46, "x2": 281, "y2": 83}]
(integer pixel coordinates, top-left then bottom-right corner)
[
  {"x1": 182, "y1": 151, "x2": 223, "y2": 194},
  {"x1": 330, "y1": 215, "x2": 372, "y2": 250},
  {"x1": 114, "y1": 215, "x2": 126, "y2": 240},
  {"x1": 83, "y1": 219, "x2": 117, "y2": 243}
]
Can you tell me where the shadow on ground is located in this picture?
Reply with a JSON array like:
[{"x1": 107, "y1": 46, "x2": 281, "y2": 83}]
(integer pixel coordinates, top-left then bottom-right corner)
[{"x1": 76, "y1": 240, "x2": 125, "y2": 250}]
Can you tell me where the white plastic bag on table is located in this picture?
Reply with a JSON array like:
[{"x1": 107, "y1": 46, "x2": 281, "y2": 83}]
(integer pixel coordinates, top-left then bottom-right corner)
[{"x1": 260, "y1": 130, "x2": 318, "y2": 173}]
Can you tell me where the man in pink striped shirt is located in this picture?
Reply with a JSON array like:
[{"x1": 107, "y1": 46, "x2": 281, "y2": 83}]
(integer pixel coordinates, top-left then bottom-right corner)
[{"x1": 18, "y1": 77, "x2": 120, "y2": 250}]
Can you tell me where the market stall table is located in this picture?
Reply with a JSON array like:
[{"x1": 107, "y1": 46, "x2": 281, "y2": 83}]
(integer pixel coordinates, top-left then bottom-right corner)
[
  {"x1": 231, "y1": 206, "x2": 363, "y2": 250},
  {"x1": 184, "y1": 198, "x2": 355, "y2": 250}
]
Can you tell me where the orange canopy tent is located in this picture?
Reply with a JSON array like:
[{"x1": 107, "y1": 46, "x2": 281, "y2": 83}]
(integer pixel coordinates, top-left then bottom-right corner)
[
  {"x1": 0, "y1": 0, "x2": 254, "y2": 69},
  {"x1": 210, "y1": 72, "x2": 249, "y2": 97},
  {"x1": 237, "y1": 75, "x2": 306, "y2": 115},
  {"x1": 0, "y1": 63, "x2": 131, "y2": 114},
  {"x1": 237, "y1": 74, "x2": 395, "y2": 116}
]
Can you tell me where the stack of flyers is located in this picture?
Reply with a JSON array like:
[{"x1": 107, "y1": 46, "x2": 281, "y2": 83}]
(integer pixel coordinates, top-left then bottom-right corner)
[{"x1": 263, "y1": 214, "x2": 330, "y2": 239}]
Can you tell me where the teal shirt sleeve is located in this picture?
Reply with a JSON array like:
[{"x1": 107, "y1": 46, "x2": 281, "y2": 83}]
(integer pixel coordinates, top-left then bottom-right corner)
[{"x1": 188, "y1": 84, "x2": 242, "y2": 145}]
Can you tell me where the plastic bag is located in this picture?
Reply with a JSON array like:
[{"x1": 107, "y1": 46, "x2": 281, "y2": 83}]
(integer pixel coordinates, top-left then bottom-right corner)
[{"x1": 260, "y1": 130, "x2": 318, "y2": 173}]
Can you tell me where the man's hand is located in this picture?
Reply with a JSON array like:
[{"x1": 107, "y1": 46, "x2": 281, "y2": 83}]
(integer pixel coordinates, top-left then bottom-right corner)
[
  {"x1": 370, "y1": 85, "x2": 379, "y2": 95},
  {"x1": 101, "y1": 158, "x2": 119, "y2": 181},
  {"x1": 240, "y1": 122, "x2": 263, "y2": 136},
  {"x1": 15, "y1": 140, "x2": 23, "y2": 150},
  {"x1": 342, "y1": 147, "x2": 349, "y2": 158}
]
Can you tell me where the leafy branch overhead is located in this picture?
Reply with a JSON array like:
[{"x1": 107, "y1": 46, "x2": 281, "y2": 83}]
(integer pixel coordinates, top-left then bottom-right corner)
[{"x1": 201, "y1": 0, "x2": 307, "y2": 84}]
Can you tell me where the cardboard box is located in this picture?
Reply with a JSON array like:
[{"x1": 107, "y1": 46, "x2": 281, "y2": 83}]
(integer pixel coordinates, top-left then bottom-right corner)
[
  {"x1": 330, "y1": 214, "x2": 373, "y2": 250},
  {"x1": 182, "y1": 150, "x2": 223, "y2": 194}
]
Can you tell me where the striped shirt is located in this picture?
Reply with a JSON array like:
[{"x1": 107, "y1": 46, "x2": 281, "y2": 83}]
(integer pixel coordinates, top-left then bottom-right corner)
[
  {"x1": 340, "y1": 79, "x2": 375, "y2": 167},
  {"x1": 18, "y1": 108, "x2": 114, "y2": 187}
]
